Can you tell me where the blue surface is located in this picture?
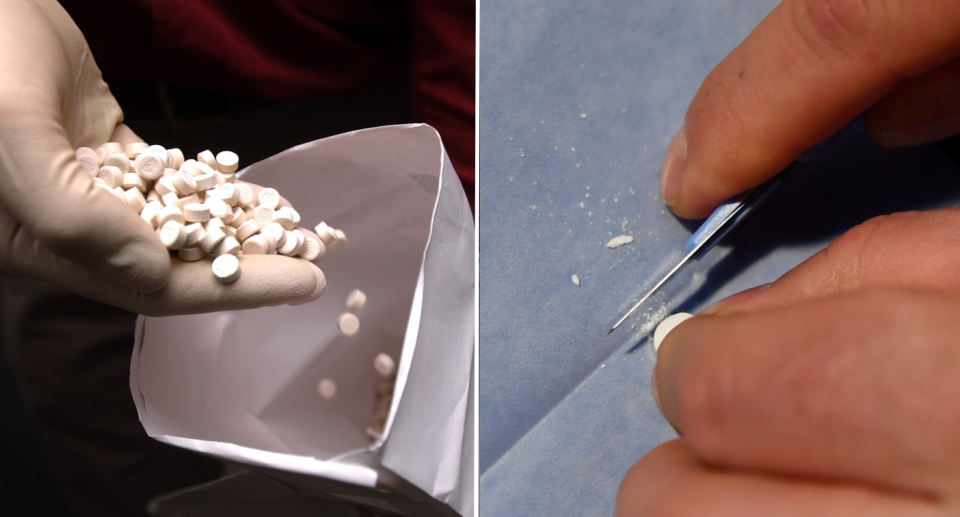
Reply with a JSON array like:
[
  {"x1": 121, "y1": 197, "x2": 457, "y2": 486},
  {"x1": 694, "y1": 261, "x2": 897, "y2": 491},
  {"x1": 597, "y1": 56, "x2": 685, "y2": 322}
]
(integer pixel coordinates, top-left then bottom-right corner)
[{"x1": 478, "y1": 1, "x2": 960, "y2": 516}]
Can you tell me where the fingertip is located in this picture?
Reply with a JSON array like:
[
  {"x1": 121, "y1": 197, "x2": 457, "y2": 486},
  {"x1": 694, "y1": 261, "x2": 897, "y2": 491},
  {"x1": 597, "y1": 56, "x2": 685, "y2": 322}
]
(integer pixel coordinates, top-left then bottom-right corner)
[{"x1": 289, "y1": 262, "x2": 325, "y2": 305}]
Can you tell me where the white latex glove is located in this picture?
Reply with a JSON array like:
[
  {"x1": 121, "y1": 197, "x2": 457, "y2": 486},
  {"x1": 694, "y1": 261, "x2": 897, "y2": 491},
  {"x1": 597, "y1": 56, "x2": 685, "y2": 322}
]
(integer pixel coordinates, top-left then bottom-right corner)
[{"x1": 0, "y1": 0, "x2": 324, "y2": 316}]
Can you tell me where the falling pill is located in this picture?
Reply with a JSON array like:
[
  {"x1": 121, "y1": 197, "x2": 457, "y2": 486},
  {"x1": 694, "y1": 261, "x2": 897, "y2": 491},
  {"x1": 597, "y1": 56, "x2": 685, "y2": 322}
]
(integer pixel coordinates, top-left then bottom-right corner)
[
  {"x1": 374, "y1": 353, "x2": 395, "y2": 378},
  {"x1": 338, "y1": 312, "x2": 360, "y2": 337},
  {"x1": 317, "y1": 378, "x2": 337, "y2": 399}
]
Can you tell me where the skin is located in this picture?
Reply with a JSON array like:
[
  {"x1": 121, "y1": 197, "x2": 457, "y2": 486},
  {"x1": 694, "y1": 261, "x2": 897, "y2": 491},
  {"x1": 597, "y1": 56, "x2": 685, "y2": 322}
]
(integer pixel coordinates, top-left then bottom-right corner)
[{"x1": 619, "y1": 0, "x2": 960, "y2": 514}]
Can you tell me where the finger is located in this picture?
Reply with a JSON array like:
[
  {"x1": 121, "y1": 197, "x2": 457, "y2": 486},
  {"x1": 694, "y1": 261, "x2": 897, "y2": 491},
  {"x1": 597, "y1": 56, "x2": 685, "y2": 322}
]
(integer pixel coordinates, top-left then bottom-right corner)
[
  {"x1": 655, "y1": 290, "x2": 960, "y2": 494},
  {"x1": 865, "y1": 56, "x2": 960, "y2": 147},
  {"x1": 703, "y1": 208, "x2": 960, "y2": 316},
  {"x1": 0, "y1": 1, "x2": 169, "y2": 292},
  {"x1": 665, "y1": 0, "x2": 960, "y2": 218},
  {"x1": 616, "y1": 440, "x2": 942, "y2": 517}
]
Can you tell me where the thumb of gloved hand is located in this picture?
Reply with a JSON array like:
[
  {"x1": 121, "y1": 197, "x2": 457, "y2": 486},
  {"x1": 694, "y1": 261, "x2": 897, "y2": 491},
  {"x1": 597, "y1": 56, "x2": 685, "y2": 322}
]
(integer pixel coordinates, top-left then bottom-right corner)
[{"x1": 0, "y1": 0, "x2": 170, "y2": 292}]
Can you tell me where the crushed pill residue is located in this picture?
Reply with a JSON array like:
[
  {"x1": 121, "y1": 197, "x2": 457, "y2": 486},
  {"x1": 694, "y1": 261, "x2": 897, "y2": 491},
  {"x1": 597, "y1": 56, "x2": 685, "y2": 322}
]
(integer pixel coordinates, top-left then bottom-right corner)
[
  {"x1": 606, "y1": 235, "x2": 634, "y2": 248},
  {"x1": 572, "y1": 274, "x2": 580, "y2": 286}
]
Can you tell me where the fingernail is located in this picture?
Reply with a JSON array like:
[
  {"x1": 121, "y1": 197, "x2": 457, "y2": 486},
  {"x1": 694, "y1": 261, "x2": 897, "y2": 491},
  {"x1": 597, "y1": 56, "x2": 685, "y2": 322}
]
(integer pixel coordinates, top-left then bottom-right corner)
[
  {"x1": 701, "y1": 283, "x2": 772, "y2": 315},
  {"x1": 660, "y1": 126, "x2": 687, "y2": 207}
]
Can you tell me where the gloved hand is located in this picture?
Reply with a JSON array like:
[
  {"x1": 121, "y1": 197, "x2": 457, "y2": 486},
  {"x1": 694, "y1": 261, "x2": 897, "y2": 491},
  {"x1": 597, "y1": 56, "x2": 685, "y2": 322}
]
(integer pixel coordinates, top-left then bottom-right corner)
[{"x1": 0, "y1": 0, "x2": 324, "y2": 316}]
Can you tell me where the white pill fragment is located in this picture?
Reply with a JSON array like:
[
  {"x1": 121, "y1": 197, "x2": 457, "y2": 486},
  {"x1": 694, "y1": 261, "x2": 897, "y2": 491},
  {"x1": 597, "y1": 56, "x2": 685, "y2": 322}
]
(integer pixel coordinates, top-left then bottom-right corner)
[
  {"x1": 572, "y1": 274, "x2": 580, "y2": 286},
  {"x1": 123, "y1": 188, "x2": 146, "y2": 213},
  {"x1": 177, "y1": 246, "x2": 204, "y2": 262},
  {"x1": 253, "y1": 205, "x2": 275, "y2": 227},
  {"x1": 183, "y1": 222, "x2": 205, "y2": 247},
  {"x1": 653, "y1": 313, "x2": 695, "y2": 353},
  {"x1": 124, "y1": 142, "x2": 149, "y2": 158},
  {"x1": 97, "y1": 166, "x2": 123, "y2": 188},
  {"x1": 317, "y1": 378, "x2": 337, "y2": 400},
  {"x1": 299, "y1": 237, "x2": 324, "y2": 262},
  {"x1": 140, "y1": 201, "x2": 164, "y2": 228},
  {"x1": 75, "y1": 147, "x2": 100, "y2": 174},
  {"x1": 197, "y1": 150, "x2": 218, "y2": 168},
  {"x1": 373, "y1": 353, "x2": 395, "y2": 377},
  {"x1": 199, "y1": 226, "x2": 227, "y2": 253},
  {"x1": 257, "y1": 188, "x2": 280, "y2": 209},
  {"x1": 167, "y1": 148, "x2": 185, "y2": 169},
  {"x1": 337, "y1": 312, "x2": 360, "y2": 337},
  {"x1": 159, "y1": 220, "x2": 187, "y2": 249},
  {"x1": 211, "y1": 254, "x2": 240, "y2": 283},
  {"x1": 215, "y1": 151, "x2": 239, "y2": 174},
  {"x1": 134, "y1": 151, "x2": 166, "y2": 180},
  {"x1": 241, "y1": 234, "x2": 269, "y2": 255},
  {"x1": 122, "y1": 172, "x2": 149, "y2": 192},
  {"x1": 346, "y1": 289, "x2": 367, "y2": 311},
  {"x1": 103, "y1": 153, "x2": 130, "y2": 173}
]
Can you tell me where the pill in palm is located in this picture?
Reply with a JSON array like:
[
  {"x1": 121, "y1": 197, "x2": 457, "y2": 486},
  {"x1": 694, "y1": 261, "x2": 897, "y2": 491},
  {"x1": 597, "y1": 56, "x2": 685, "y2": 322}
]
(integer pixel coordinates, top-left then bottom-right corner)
[
  {"x1": 211, "y1": 254, "x2": 240, "y2": 283},
  {"x1": 75, "y1": 147, "x2": 100, "y2": 174},
  {"x1": 299, "y1": 237, "x2": 323, "y2": 261},
  {"x1": 258, "y1": 188, "x2": 280, "y2": 210},
  {"x1": 97, "y1": 166, "x2": 123, "y2": 188},
  {"x1": 215, "y1": 151, "x2": 239, "y2": 174},
  {"x1": 177, "y1": 246, "x2": 204, "y2": 262},
  {"x1": 346, "y1": 289, "x2": 367, "y2": 311},
  {"x1": 653, "y1": 313, "x2": 694, "y2": 353},
  {"x1": 159, "y1": 220, "x2": 187, "y2": 250},
  {"x1": 374, "y1": 353, "x2": 395, "y2": 378}
]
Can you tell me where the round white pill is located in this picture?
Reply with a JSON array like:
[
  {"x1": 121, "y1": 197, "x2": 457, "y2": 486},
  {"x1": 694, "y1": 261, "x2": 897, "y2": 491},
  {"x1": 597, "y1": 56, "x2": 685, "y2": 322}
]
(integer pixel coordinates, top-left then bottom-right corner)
[
  {"x1": 228, "y1": 207, "x2": 247, "y2": 227},
  {"x1": 653, "y1": 313, "x2": 695, "y2": 353},
  {"x1": 213, "y1": 235, "x2": 241, "y2": 256},
  {"x1": 97, "y1": 166, "x2": 123, "y2": 188},
  {"x1": 346, "y1": 289, "x2": 367, "y2": 312},
  {"x1": 253, "y1": 205, "x2": 275, "y2": 227},
  {"x1": 134, "y1": 151, "x2": 165, "y2": 180},
  {"x1": 215, "y1": 151, "x2": 239, "y2": 174},
  {"x1": 159, "y1": 220, "x2": 187, "y2": 249},
  {"x1": 241, "y1": 234, "x2": 269, "y2": 255},
  {"x1": 179, "y1": 193, "x2": 201, "y2": 207},
  {"x1": 156, "y1": 206, "x2": 185, "y2": 227},
  {"x1": 328, "y1": 229, "x2": 347, "y2": 251},
  {"x1": 277, "y1": 231, "x2": 300, "y2": 255},
  {"x1": 122, "y1": 172, "x2": 149, "y2": 192},
  {"x1": 123, "y1": 188, "x2": 146, "y2": 213},
  {"x1": 103, "y1": 153, "x2": 130, "y2": 173},
  {"x1": 177, "y1": 246, "x2": 204, "y2": 262},
  {"x1": 124, "y1": 142, "x2": 148, "y2": 158},
  {"x1": 154, "y1": 177, "x2": 174, "y2": 196},
  {"x1": 167, "y1": 148, "x2": 185, "y2": 169},
  {"x1": 75, "y1": 147, "x2": 100, "y2": 174},
  {"x1": 171, "y1": 170, "x2": 197, "y2": 195},
  {"x1": 205, "y1": 197, "x2": 231, "y2": 219},
  {"x1": 317, "y1": 379, "x2": 337, "y2": 400},
  {"x1": 140, "y1": 201, "x2": 164, "y2": 228},
  {"x1": 146, "y1": 190, "x2": 162, "y2": 204},
  {"x1": 261, "y1": 222, "x2": 285, "y2": 244},
  {"x1": 194, "y1": 173, "x2": 217, "y2": 190},
  {"x1": 197, "y1": 150, "x2": 218, "y2": 168},
  {"x1": 211, "y1": 254, "x2": 240, "y2": 283},
  {"x1": 180, "y1": 159, "x2": 201, "y2": 176},
  {"x1": 161, "y1": 192, "x2": 182, "y2": 209},
  {"x1": 235, "y1": 183, "x2": 254, "y2": 207},
  {"x1": 373, "y1": 353, "x2": 395, "y2": 377},
  {"x1": 236, "y1": 219, "x2": 262, "y2": 242},
  {"x1": 271, "y1": 211, "x2": 295, "y2": 231},
  {"x1": 99, "y1": 142, "x2": 123, "y2": 157},
  {"x1": 299, "y1": 237, "x2": 324, "y2": 262},
  {"x1": 199, "y1": 226, "x2": 227, "y2": 253},
  {"x1": 337, "y1": 312, "x2": 360, "y2": 337},
  {"x1": 314, "y1": 222, "x2": 337, "y2": 245},
  {"x1": 205, "y1": 217, "x2": 225, "y2": 231},
  {"x1": 257, "y1": 188, "x2": 280, "y2": 210},
  {"x1": 183, "y1": 222, "x2": 205, "y2": 247}
]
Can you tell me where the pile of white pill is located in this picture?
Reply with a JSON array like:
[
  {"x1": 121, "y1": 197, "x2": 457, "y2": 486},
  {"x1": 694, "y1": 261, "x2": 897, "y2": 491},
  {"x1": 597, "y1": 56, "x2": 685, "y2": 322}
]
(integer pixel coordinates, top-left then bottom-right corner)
[{"x1": 77, "y1": 143, "x2": 348, "y2": 284}]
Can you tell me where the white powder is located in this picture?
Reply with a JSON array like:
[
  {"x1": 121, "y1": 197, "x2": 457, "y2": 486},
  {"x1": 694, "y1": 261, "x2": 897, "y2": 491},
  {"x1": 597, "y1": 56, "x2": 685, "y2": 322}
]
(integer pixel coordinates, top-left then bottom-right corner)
[
  {"x1": 606, "y1": 235, "x2": 634, "y2": 248},
  {"x1": 571, "y1": 274, "x2": 580, "y2": 286}
]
